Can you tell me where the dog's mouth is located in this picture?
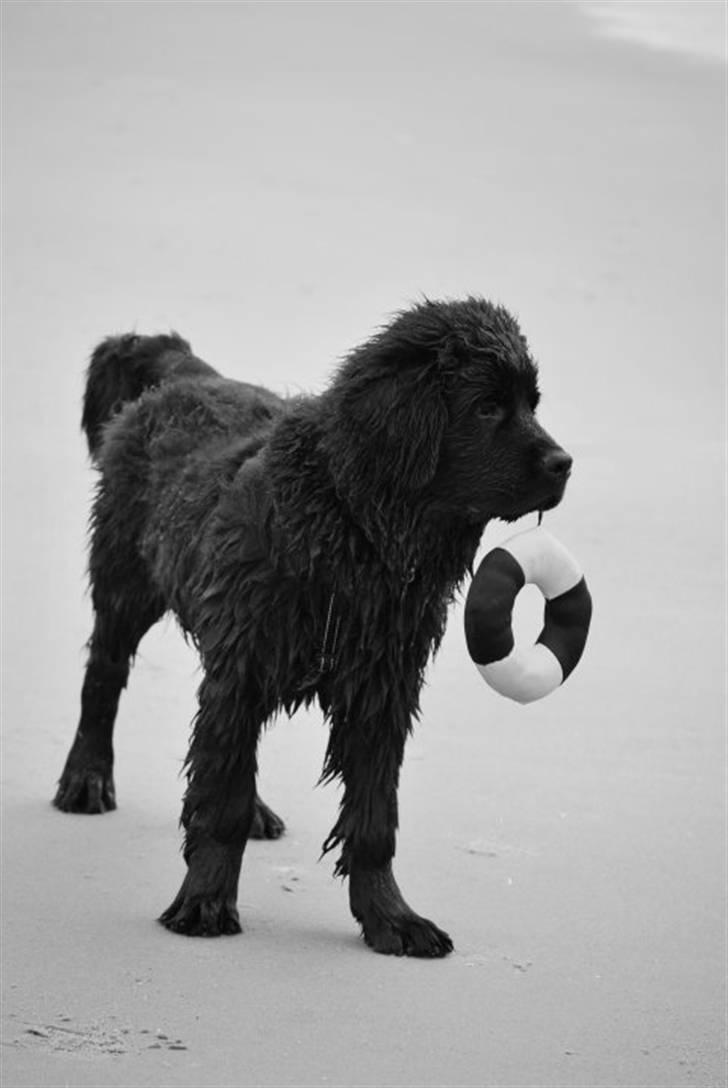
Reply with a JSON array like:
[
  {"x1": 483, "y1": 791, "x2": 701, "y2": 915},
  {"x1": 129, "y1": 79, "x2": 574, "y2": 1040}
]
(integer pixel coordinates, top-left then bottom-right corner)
[
  {"x1": 492, "y1": 481, "x2": 568, "y2": 523},
  {"x1": 537, "y1": 488, "x2": 566, "y2": 513}
]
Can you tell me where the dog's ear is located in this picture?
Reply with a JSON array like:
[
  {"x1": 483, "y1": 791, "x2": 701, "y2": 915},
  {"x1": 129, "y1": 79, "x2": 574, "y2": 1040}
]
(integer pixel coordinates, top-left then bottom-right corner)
[{"x1": 324, "y1": 365, "x2": 447, "y2": 504}]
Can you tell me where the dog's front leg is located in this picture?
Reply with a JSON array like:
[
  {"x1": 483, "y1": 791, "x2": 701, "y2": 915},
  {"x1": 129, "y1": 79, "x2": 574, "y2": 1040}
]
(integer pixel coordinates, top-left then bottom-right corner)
[
  {"x1": 159, "y1": 672, "x2": 265, "y2": 937},
  {"x1": 323, "y1": 705, "x2": 453, "y2": 958},
  {"x1": 349, "y1": 860, "x2": 452, "y2": 958}
]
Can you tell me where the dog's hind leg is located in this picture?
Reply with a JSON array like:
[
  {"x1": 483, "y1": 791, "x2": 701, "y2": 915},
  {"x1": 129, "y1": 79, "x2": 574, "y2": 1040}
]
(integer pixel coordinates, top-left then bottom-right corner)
[
  {"x1": 53, "y1": 588, "x2": 164, "y2": 814},
  {"x1": 158, "y1": 668, "x2": 270, "y2": 937},
  {"x1": 249, "y1": 795, "x2": 285, "y2": 839}
]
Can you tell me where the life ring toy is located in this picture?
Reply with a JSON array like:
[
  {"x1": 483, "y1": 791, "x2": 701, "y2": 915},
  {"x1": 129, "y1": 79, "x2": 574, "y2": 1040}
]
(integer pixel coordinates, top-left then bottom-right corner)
[{"x1": 464, "y1": 528, "x2": 592, "y2": 704}]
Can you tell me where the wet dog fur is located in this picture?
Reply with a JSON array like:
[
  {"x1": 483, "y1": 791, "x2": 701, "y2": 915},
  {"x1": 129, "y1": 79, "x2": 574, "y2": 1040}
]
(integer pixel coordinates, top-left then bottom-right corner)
[{"x1": 54, "y1": 297, "x2": 572, "y2": 956}]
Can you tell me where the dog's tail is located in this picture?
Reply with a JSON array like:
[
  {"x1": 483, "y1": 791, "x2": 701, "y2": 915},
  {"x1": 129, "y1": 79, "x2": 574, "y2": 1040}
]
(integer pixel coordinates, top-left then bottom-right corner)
[{"x1": 82, "y1": 332, "x2": 218, "y2": 460}]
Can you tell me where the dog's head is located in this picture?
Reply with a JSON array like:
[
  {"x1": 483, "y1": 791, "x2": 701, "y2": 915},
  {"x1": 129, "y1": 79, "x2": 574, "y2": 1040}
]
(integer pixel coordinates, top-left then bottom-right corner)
[{"x1": 323, "y1": 297, "x2": 571, "y2": 526}]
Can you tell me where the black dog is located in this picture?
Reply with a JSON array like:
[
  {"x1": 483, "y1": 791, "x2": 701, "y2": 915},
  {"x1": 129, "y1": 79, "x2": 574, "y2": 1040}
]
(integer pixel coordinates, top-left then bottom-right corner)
[{"x1": 54, "y1": 297, "x2": 572, "y2": 956}]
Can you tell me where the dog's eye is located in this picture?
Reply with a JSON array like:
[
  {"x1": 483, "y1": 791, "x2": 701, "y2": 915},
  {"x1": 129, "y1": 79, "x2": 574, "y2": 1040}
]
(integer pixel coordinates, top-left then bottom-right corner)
[{"x1": 476, "y1": 401, "x2": 503, "y2": 420}]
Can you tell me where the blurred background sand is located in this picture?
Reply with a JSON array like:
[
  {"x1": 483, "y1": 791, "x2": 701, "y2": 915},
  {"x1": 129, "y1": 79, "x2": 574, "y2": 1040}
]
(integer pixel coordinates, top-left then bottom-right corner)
[{"x1": 1, "y1": 2, "x2": 725, "y2": 1086}]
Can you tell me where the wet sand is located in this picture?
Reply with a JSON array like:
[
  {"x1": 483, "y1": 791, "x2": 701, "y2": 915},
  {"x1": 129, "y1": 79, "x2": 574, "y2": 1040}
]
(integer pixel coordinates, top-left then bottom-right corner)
[{"x1": 1, "y1": 2, "x2": 725, "y2": 1085}]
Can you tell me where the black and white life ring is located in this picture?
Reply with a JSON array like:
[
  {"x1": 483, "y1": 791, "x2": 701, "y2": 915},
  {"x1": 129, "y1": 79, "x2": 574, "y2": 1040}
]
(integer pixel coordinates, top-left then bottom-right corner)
[{"x1": 464, "y1": 528, "x2": 592, "y2": 704}]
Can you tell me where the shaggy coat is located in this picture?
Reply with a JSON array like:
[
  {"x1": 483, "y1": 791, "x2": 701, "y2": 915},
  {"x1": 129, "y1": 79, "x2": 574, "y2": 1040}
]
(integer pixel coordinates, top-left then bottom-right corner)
[{"x1": 54, "y1": 298, "x2": 572, "y2": 956}]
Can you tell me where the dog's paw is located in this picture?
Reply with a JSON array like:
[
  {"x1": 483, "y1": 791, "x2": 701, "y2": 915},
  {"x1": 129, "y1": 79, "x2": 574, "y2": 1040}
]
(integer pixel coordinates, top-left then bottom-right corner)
[
  {"x1": 158, "y1": 895, "x2": 242, "y2": 937},
  {"x1": 249, "y1": 798, "x2": 286, "y2": 840},
  {"x1": 361, "y1": 912, "x2": 454, "y2": 958},
  {"x1": 53, "y1": 768, "x2": 116, "y2": 814},
  {"x1": 349, "y1": 863, "x2": 453, "y2": 958}
]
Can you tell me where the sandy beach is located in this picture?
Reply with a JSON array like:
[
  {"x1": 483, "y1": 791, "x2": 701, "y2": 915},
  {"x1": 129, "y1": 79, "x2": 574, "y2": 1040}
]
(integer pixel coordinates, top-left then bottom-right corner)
[{"x1": 1, "y1": 2, "x2": 725, "y2": 1086}]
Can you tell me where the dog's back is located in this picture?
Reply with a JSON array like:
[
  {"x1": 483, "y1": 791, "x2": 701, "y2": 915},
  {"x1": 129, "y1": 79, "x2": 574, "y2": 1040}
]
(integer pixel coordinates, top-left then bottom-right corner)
[
  {"x1": 82, "y1": 332, "x2": 286, "y2": 625},
  {"x1": 83, "y1": 331, "x2": 284, "y2": 524},
  {"x1": 82, "y1": 332, "x2": 219, "y2": 461}
]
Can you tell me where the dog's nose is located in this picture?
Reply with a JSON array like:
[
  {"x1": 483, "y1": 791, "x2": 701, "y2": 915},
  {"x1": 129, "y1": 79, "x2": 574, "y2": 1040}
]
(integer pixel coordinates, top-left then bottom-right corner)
[{"x1": 542, "y1": 448, "x2": 573, "y2": 479}]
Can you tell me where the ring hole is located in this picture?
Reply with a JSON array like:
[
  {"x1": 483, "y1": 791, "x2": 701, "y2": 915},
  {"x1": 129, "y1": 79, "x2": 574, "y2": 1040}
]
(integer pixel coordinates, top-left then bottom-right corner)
[{"x1": 511, "y1": 584, "x2": 544, "y2": 647}]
